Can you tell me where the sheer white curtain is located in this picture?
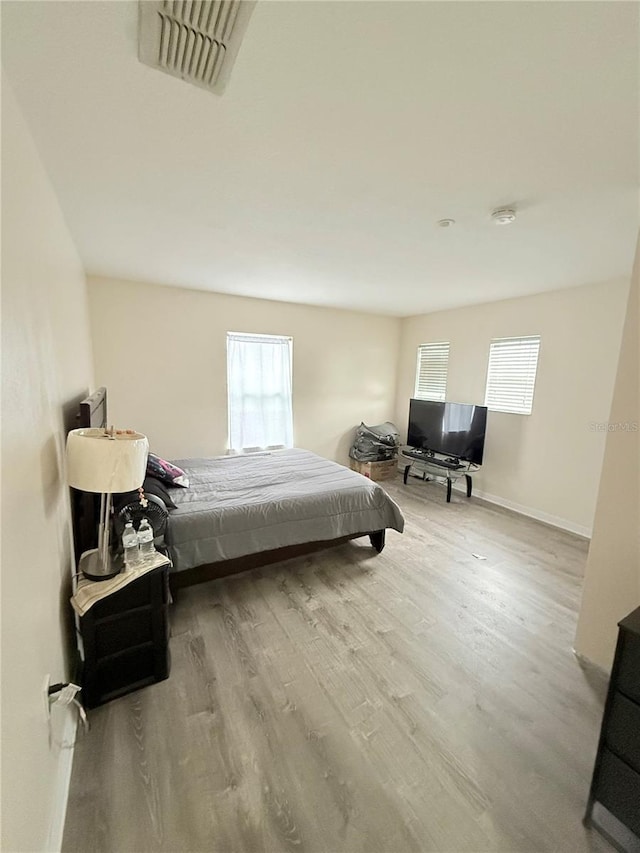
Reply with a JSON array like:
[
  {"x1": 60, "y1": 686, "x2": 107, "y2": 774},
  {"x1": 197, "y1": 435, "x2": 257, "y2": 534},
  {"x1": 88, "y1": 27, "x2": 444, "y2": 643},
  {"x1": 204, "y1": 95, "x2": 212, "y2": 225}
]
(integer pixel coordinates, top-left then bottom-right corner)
[{"x1": 227, "y1": 333, "x2": 293, "y2": 452}]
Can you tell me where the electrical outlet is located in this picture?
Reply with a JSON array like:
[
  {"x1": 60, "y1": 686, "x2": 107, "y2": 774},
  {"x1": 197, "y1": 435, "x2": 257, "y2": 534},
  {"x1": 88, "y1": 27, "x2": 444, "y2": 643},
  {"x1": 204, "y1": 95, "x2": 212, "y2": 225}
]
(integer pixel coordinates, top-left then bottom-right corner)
[{"x1": 42, "y1": 674, "x2": 51, "y2": 721}]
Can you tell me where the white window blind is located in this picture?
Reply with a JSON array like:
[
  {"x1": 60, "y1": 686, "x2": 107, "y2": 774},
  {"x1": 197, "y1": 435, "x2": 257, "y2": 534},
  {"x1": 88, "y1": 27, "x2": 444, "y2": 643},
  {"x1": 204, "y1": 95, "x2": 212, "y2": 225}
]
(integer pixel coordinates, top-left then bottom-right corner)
[
  {"x1": 227, "y1": 332, "x2": 293, "y2": 452},
  {"x1": 485, "y1": 335, "x2": 541, "y2": 415},
  {"x1": 415, "y1": 342, "x2": 449, "y2": 401}
]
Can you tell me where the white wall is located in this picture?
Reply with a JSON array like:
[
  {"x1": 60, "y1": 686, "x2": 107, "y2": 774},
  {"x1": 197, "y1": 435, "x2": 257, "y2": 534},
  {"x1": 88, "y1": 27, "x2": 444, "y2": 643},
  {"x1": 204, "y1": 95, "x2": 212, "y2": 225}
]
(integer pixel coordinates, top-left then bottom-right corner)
[
  {"x1": 575, "y1": 236, "x2": 640, "y2": 670},
  {"x1": 1, "y1": 80, "x2": 95, "y2": 851},
  {"x1": 87, "y1": 276, "x2": 401, "y2": 462},
  {"x1": 396, "y1": 281, "x2": 629, "y2": 535}
]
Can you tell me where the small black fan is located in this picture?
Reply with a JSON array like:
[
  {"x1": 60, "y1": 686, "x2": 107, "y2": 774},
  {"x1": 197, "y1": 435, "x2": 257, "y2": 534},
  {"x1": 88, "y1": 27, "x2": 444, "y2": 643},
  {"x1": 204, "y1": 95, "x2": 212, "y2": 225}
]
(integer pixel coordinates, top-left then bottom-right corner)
[{"x1": 112, "y1": 493, "x2": 169, "y2": 548}]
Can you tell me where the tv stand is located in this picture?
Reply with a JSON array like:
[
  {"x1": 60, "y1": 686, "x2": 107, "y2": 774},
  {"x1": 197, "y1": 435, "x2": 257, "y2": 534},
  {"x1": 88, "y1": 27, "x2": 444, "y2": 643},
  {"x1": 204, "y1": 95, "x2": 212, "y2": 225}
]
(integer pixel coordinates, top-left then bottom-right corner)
[{"x1": 401, "y1": 447, "x2": 476, "y2": 503}]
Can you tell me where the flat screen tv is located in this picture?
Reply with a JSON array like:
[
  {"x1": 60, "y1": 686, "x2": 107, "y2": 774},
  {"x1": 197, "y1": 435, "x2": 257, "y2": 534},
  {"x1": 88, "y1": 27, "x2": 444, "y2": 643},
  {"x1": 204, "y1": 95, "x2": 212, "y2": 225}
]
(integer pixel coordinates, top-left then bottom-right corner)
[{"x1": 407, "y1": 399, "x2": 488, "y2": 465}]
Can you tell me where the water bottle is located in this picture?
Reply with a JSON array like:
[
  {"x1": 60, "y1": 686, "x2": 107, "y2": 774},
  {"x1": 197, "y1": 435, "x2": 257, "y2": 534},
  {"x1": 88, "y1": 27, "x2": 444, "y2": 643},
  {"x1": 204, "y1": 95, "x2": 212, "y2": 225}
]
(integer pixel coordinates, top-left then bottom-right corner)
[
  {"x1": 137, "y1": 518, "x2": 154, "y2": 562},
  {"x1": 122, "y1": 522, "x2": 139, "y2": 568}
]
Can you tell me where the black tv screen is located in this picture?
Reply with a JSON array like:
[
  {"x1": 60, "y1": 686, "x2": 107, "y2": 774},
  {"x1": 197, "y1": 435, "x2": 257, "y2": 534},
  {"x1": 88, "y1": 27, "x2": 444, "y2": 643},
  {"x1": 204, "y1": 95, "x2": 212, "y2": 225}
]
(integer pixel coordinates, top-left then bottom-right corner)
[{"x1": 407, "y1": 399, "x2": 488, "y2": 465}]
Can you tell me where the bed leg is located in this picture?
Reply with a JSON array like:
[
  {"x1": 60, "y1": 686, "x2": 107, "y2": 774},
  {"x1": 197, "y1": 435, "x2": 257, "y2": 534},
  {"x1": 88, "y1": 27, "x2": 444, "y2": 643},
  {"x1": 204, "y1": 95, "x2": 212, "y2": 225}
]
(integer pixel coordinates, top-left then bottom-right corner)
[{"x1": 369, "y1": 530, "x2": 386, "y2": 553}]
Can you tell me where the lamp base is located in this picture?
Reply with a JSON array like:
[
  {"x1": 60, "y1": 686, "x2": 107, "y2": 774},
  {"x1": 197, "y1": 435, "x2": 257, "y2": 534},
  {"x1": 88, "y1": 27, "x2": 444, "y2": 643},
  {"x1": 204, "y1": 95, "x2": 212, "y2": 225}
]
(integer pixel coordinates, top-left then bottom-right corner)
[{"x1": 80, "y1": 548, "x2": 121, "y2": 582}]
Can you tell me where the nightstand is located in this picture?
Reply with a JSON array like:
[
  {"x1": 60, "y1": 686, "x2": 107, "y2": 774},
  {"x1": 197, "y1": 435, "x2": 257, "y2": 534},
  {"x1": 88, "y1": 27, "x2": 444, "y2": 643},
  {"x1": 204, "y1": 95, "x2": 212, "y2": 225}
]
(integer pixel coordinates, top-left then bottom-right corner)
[{"x1": 74, "y1": 554, "x2": 171, "y2": 709}]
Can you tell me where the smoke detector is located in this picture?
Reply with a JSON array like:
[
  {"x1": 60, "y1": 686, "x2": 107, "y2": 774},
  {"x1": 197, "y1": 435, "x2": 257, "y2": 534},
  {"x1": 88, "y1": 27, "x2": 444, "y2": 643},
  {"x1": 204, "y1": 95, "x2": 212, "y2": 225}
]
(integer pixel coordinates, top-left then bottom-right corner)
[
  {"x1": 491, "y1": 208, "x2": 517, "y2": 225},
  {"x1": 437, "y1": 219, "x2": 456, "y2": 228},
  {"x1": 138, "y1": 1, "x2": 256, "y2": 96}
]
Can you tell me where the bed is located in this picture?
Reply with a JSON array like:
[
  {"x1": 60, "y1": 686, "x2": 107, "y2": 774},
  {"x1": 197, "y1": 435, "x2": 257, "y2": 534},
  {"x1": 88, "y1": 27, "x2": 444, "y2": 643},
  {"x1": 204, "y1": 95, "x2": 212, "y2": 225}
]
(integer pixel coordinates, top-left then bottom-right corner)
[
  {"x1": 75, "y1": 387, "x2": 404, "y2": 589},
  {"x1": 167, "y1": 448, "x2": 404, "y2": 586}
]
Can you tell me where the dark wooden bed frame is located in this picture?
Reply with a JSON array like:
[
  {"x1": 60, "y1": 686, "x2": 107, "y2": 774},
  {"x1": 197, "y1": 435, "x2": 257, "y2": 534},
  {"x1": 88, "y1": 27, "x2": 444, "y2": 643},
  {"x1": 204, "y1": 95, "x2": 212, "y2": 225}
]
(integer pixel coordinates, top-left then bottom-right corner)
[
  {"x1": 171, "y1": 530, "x2": 385, "y2": 590},
  {"x1": 73, "y1": 387, "x2": 386, "y2": 591},
  {"x1": 70, "y1": 388, "x2": 108, "y2": 566}
]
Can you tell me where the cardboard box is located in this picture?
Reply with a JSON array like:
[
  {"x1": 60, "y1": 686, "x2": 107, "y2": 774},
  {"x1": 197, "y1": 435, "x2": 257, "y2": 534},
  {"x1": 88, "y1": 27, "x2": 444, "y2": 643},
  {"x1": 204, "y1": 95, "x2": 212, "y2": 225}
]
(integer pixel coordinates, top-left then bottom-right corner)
[{"x1": 349, "y1": 458, "x2": 397, "y2": 481}]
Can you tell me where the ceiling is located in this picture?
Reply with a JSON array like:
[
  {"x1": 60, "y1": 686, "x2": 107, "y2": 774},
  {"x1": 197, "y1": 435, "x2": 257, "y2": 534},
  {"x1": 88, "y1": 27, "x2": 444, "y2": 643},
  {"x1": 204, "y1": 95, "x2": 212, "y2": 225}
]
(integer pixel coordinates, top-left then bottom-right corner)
[{"x1": 2, "y1": 1, "x2": 639, "y2": 316}]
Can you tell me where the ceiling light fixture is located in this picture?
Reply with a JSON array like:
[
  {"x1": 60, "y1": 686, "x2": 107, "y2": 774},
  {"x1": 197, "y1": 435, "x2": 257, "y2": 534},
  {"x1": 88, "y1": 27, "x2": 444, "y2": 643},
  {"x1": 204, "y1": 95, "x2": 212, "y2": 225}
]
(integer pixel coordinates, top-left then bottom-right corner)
[
  {"x1": 491, "y1": 208, "x2": 517, "y2": 225},
  {"x1": 437, "y1": 219, "x2": 456, "y2": 228}
]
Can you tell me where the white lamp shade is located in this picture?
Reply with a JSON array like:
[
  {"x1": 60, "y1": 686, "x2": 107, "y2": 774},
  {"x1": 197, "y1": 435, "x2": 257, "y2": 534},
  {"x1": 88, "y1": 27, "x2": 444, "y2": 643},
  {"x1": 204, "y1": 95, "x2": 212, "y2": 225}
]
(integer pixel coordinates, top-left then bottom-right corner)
[{"x1": 66, "y1": 428, "x2": 149, "y2": 493}]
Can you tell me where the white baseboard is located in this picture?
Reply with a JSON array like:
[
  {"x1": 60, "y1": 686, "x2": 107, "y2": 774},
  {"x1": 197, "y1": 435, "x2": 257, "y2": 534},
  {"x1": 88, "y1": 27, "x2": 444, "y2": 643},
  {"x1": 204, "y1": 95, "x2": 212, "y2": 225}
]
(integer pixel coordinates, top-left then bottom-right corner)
[
  {"x1": 46, "y1": 711, "x2": 77, "y2": 852},
  {"x1": 452, "y1": 482, "x2": 592, "y2": 539},
  {"x1": 572, "y1": 648, "x2": 610, "y2": 677}
]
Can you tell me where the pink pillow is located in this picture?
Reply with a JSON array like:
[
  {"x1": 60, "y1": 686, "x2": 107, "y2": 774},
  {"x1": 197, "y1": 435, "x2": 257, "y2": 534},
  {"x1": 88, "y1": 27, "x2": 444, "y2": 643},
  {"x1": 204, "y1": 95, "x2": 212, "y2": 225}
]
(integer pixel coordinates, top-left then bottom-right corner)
[{"x1": 146, "y1": 453, "x2": 189, "y2": 488}]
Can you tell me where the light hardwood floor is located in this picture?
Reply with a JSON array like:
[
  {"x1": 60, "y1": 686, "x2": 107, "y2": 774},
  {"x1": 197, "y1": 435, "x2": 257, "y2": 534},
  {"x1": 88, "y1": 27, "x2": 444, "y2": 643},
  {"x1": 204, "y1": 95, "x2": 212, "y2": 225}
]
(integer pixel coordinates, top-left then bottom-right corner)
[{"x1": 63, "y1": 477, "x2": 613, "y2": 853}]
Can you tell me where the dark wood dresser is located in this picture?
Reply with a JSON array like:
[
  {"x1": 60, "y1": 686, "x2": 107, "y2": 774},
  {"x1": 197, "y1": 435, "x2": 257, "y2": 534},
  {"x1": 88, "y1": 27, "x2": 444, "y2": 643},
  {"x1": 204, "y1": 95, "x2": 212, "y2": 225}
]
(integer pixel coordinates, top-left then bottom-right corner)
[{"x1": 585, "y1": 606, "x2": 640, "y2": 851}]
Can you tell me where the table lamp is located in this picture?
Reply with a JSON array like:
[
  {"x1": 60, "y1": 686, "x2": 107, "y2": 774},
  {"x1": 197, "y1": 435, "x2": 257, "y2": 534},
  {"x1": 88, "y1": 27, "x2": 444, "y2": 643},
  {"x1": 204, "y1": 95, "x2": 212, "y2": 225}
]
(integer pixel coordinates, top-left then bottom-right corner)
[{"x1": 66, "y1": 428, "x2": 149, "y2": 580}]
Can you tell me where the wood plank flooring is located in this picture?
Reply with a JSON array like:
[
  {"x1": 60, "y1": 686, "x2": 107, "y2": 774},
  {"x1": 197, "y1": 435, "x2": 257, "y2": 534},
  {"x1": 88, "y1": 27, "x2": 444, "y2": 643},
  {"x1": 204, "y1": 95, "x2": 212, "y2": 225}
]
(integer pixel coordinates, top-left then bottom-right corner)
[{"x1": 62, "y1": 477, "x2": 613, "y2": 853}]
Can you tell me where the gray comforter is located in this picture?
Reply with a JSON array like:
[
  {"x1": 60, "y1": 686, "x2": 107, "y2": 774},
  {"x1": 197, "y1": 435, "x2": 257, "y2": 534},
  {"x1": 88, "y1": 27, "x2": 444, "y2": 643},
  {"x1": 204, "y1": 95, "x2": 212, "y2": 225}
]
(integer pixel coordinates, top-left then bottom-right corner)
[{"x1": 166, "y1": 448, "x2": 404, "y2": 571}]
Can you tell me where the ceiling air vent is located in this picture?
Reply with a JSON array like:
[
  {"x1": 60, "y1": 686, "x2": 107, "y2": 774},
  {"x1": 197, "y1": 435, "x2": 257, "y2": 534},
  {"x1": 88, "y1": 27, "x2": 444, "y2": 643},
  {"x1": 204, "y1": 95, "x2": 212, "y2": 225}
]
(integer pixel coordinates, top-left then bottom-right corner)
[{"x1": 138, "y1": 1, "x2": 256, "y2": 95}]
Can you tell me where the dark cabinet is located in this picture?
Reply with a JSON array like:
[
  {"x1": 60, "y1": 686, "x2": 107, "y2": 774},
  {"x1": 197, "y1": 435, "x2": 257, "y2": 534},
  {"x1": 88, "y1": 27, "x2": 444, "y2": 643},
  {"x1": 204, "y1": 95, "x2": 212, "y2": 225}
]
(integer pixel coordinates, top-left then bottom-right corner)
[
  {"x1": 585, "y1": 607, "x2": 640, "y2": 850},
  {"x1": 79, "y1": 563, "x2": 171, "y2": 708}
]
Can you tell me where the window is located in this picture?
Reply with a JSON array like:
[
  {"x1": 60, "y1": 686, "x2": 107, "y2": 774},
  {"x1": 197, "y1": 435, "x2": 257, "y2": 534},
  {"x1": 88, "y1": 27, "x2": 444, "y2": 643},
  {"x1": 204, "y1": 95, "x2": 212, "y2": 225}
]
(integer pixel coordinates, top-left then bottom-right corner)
[
  {"x1": 227, "y1": 332, "x2": 293, "y2": 452},
  {"x1": 415, "y1": 342, "x2": 449, "y2": 401},
  {"x1": 485, "y1": 335, "x2": 541, "y2": 415}
]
